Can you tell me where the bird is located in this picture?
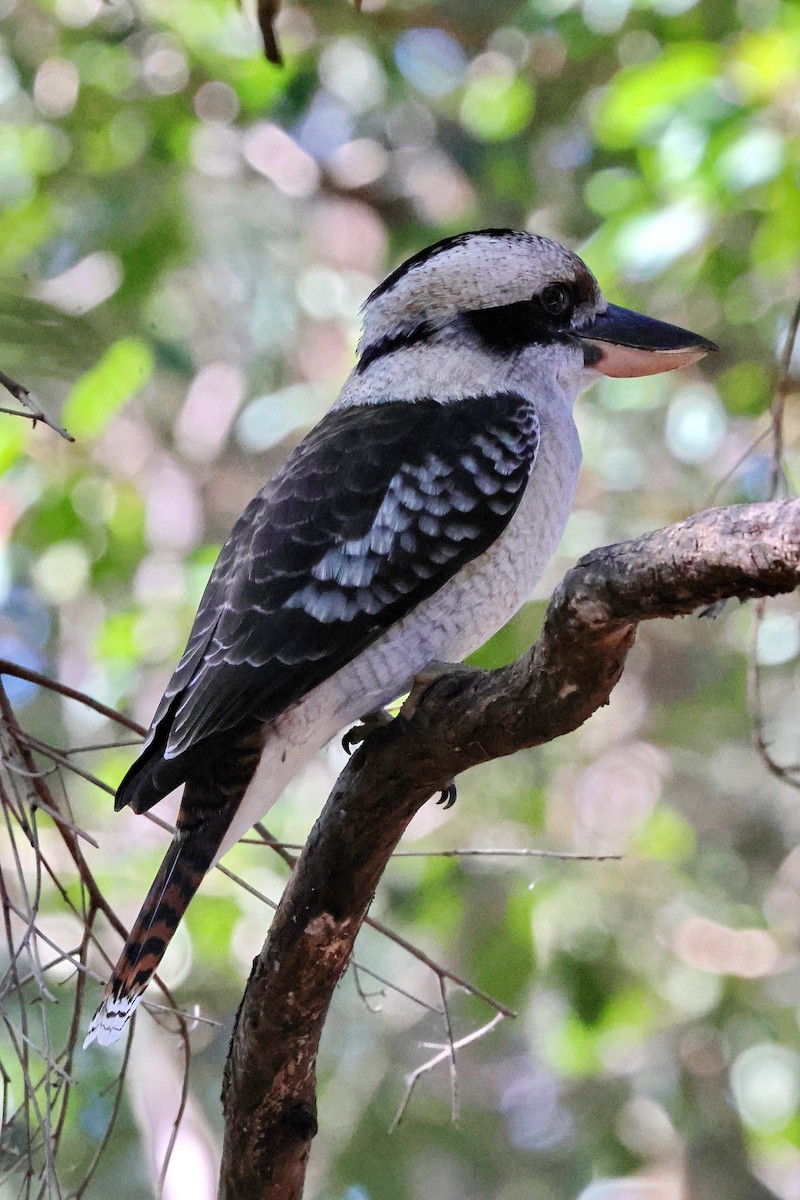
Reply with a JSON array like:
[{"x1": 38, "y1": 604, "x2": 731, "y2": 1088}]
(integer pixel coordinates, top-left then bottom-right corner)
[{"x1": 84, "y1": 228, "x2": 716, "y2": 1047}]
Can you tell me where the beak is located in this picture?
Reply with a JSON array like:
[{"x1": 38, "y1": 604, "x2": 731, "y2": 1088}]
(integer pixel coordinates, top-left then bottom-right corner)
[{"x1": 575, "y1": 303, "x2": 718, "y2": 378}]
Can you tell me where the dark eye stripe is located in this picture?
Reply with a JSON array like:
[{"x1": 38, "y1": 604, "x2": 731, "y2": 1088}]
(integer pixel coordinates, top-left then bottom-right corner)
[
  {"x1": 462, "y1": 298, "x2": 575, "y2": 354},
  {"x1": 356, "y1": 321, "x2": 436, "y2": 374}
]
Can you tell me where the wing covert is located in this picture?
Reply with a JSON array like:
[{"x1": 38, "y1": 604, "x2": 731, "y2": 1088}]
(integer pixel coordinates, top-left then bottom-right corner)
[{"x1": 142, "y1": 393, "x2": 539, "y2": 772}]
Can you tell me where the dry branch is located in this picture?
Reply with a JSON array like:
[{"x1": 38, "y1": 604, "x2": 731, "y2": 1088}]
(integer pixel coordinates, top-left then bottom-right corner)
[
  {"x1": 0, "y1": 370, "x2": 74, "y2": 442},
  {"x1": 218, "y1": 498, "x2": 800, "y2": 1200},
  {"x1": 0, "y1": 678, "x2": 191, "y2": 1195}
]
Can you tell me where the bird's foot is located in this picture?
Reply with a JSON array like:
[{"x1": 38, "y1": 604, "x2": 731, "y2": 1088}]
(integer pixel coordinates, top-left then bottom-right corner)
[
  {"x1": 400, "y1": 661, "x2": 464, "y2": 810},
  {"x1": 342, "y1": 707, "x2": 393, "y2": 755},
  {"x1": 399, "y1": 660, "x2": 463, "y2": 721},
  {"x1": 343, "y1": 663, "x2": 464, "y2": 802}
]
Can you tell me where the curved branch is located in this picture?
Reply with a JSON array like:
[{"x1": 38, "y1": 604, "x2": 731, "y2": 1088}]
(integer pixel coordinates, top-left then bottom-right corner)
[{"x1": 219, "y1": 500, "x2": 800, "y2": 1200}]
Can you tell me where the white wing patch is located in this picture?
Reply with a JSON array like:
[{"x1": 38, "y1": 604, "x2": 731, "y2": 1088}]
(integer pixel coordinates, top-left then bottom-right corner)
[{"x1": 287, "y1": 453, "x2": 488, "y2": 623}]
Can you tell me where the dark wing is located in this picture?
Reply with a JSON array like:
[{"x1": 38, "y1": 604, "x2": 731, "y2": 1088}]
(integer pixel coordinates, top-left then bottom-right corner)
[{"x1": 118, "y1": 393, "x2": 538, "y2": 811}]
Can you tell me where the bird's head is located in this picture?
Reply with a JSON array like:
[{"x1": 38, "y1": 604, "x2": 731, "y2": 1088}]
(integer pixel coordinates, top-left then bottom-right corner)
[{"x1": 359, "y1": 229, "x2": 716, "y2": 378}]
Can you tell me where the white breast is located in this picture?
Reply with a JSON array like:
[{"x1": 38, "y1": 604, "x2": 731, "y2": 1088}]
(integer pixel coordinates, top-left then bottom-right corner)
[
  {"x1": 216, "y1": 356, "x2": 583, "y2": 860},
  {"x1": 322, "y1": 384, "x2": 582, "y2": 719}
]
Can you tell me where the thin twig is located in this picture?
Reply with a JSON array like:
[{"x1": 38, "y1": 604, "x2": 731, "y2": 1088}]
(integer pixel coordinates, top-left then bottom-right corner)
[
  {"x1": 244, "y1": 834, "x2": 621, "y2": 861},
  {"x1": 750, "y1": 597, "x2": 800, "y2": 785},
  {"x1": 156, "y1": 1021, "x2": 191, "y2": 1200},
  {"x1": 707, "y1": 423, "x2": 772, "y2": 504},
  {"x1": 21, "y1": 735, "x2": 116, "y2": 797},
  {"x1": 0, "y1": 369, "x2": 74, "y2": 442},
  {"x1": 389, "y1": 1012, "x2": 505, "y2": 1133},
  {"x1": 22, "y1": 795, "x2": 99, "y2": 849},
  {"x1": 216, "y1": 862, "x2": 441, "y2": 1013},
  {"x1": 389, "y1": 847, "x2": 621, "y2": 860},
  {"x1": 365, "y1": 913, "x2": 516, "y2": 1017},
  {"x1": 251, "y1": 824, "x2": 518, "y2": 1017},
  {"x1": 769, "y1": 296, "x2": 800, "y2": 497},
  {"x1": 0, "y1": 678, "x2": 192, "y2": 1197},
  {"x1": 1, "y1": 901, "x2": 101, "y2": 985},
  {"x1": 72, "y1": 1026, "x2": 134, "y2": 1200},
  {"x1": 750, "y1": 294, "x2": 800, "y2": 786},
  {"x1": 350, "y1": 961, "x2": 384, "y2": 1013},
  {"x1": 63, "y1": 739, "x2": 143, "y2": 755},
  {"x1": 215, "y1": 863, "x2": 277, "y2": 910},
  {"x1": 141, "y1": 1002, "x2": 221, "y2": 1031},
  {"x1": 0, "y1": 661, "x2": 146, "y2": 735},
  {"x1": 438, "y1": 977, "x2": 459, "y2": 1126}
]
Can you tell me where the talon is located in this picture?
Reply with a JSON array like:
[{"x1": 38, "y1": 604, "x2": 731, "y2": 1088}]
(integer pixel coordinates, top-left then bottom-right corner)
[
  {"x1": 437, "y1": 782, "x2": 457, "y2": 809},
  {"x1": 342, "y1": 707, "x2": 392, "y2": 755},
  {"x1": 697, "y1": 599, "x2": 729, "y2": 620},
  {"x1": 341, "y1": 727, "x2": 363, "y2": 755}
]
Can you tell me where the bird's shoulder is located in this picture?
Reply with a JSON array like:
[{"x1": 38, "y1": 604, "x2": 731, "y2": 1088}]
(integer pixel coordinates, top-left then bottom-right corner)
[{"x1": 129, "y1": 391, "x2": 540, "y2": 793}]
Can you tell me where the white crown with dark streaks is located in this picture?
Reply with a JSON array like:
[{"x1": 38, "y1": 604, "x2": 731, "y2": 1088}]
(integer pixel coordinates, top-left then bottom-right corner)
[{"x1": 358, "y1": 229, "x2": 603, "y2": 352}]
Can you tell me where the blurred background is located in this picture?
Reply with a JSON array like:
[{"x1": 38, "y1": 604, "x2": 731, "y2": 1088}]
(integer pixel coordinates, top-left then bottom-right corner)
[{"x1": 0, "y1": 0, "x2": 799, "y2": 1196}]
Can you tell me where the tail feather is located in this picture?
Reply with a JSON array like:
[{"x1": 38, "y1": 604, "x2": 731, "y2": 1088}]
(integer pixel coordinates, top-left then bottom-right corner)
[
  {"x1": 86, "y1": 722, "x2": 267, "y2": 1049},
  {"x1": 84, "y1": 810, "x2": 229, "y2": 1048}
]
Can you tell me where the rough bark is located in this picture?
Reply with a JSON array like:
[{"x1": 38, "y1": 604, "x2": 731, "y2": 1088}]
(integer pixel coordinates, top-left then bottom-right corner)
[{"x1": 219, "y1": 499, "x2": 800, "y2": 1200}]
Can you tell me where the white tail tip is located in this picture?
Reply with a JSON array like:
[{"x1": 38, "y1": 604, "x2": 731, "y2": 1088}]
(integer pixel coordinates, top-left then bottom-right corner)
[{"x1": 83, "y1": 992, "x2": 142, "y2": 1049}]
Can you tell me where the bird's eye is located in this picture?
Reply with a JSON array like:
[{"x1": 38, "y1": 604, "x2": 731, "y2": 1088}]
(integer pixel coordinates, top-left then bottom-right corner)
[{"x1": 539, "y1": 283, "x2": 574, "y2": 318}]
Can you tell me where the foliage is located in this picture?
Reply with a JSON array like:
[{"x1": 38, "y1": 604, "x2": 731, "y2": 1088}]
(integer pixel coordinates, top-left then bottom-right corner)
[{"x1": 0, "y1": 0, "x2": 799, "y2": 1196}]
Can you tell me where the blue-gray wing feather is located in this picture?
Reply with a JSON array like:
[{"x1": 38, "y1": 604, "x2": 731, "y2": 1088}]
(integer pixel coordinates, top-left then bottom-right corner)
[{"x1": 118, "y1": 393, "x2": 539, "y2": 812}]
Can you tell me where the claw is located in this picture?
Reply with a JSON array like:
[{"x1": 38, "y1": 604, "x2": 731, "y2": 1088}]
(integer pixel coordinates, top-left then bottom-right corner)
[
  {"x1": 437, "y1": 782, "x2": 457, "y2": 810},
  {"x1": 341, "y1": 727, "x2": 364, "y2": 755},
  {"x1": 698, "y1": 599, "x2": 729, "y2": 620},
  {"x1": 342, "y1": 708, "x2": 392, "y2": 755}
]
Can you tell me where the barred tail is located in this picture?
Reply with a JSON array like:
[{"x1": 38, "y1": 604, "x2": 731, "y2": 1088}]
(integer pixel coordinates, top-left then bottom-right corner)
[
  {"x1": 85, "y1": 724, "x2": 267, "y2": 1049},
  {"x1": 83, "y1": 813, "x2": 228, "y2": 1048}
]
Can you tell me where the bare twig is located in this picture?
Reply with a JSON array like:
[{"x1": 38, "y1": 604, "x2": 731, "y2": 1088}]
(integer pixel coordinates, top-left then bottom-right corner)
[
  {"x1": 0, "y1": 660, "x2": 146, "y2": 735},
  {"x1": 438, "y1": 977, "x2": 459, "y2": 1126},
  {"x1": 156, "y1": 1028, "x2": 191, "y2": 1200},
  {"x1": 20, "y1": 794, "x2": 99, "y2": 848},
  {"x1": 750, "y1": 296, "x2": 800, "y2": 785},
  {"x1": 364, "y1": 913, "x2": 516, "y2": 1017},
  {"x1": 72, "y1": 1028, "x2": 134, "y2": 1200},
  {"x1": 769, "y1": 296, "x2": 800, "y2": 497},
  {"x1": 707, "y1": 423, "x2": 772, "y2": 504},
  {"x1": 245, "y1": 832, "x2": 621, "y2": 861},
  {"x1": 388, "y1": 847, "x2": 621, "y2": 860},
  {"x1": 350, "y1": 961, "x2": 384, "y2": 1013},
  {"x1": 251, "y1": 823, "x2": 517, "y2": 1016},
  {"x1": 0, "y1": 369, "x2": 74, "y2": 442},
  {"x1": 0, "y1": 679, "x2": 190, "y2": 1196},
  {"x1": 389, "y1": 1013, "x2": 506, "y2": 1134}
]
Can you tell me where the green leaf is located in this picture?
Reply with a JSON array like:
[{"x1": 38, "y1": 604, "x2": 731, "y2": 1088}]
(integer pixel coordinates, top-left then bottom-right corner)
[
  {"x1": 460, "y1": 75, "x2": 535, "y2": 142},
  {"x1": 635, "y1": 805, "x2": 696, "y2": 863},
  {"x1": 63, "y1": 337, "x2": 154, "y2": 437},
  {"x1": 717, "y1": 361, "x2": 770, "y2": 416},
  {"x1": 0, "y1": 420, "x2": 25, "y2": 472},
  {"x1": 594, "y1": 44, "x2": 721, "y2": 148}
]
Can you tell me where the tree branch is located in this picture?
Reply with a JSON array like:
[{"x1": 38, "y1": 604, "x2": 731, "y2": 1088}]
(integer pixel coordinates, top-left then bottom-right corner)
[
  {"x1": 0, "y1": 369, "x2": 74, "y2": 442},
  {"x1": 219, "y1": 499, "x2": 800, "y2": 1200}
]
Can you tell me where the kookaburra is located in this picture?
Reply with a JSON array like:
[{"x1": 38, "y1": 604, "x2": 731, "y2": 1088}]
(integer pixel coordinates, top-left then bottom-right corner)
[{"x1": 85, "y1": 228, "x2": 715, "y2": 1047}]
